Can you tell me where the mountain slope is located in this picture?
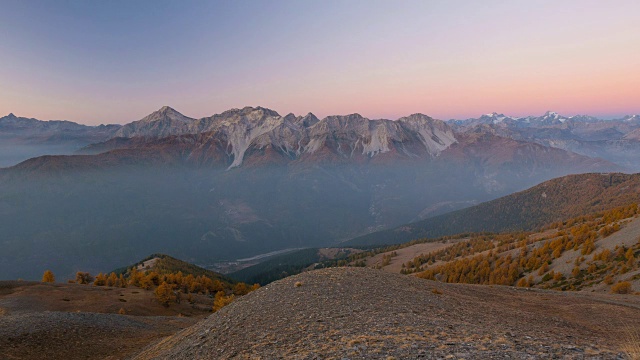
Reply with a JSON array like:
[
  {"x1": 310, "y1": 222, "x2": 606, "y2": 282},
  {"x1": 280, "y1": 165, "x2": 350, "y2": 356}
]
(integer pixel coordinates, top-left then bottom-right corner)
[
  {"x1": 132, "y1": 267, "x2": 640, "y2": 359},
  {"x1": 346, "y1": 173, "x2": 640, "y2": 246}
]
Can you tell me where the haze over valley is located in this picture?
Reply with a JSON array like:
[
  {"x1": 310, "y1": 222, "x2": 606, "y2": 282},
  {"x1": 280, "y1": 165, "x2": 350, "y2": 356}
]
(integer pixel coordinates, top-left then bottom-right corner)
[
  {"x1": 0, "y1": 106, "x2": 626, "y2": 280},
  {"x1": 2, "y1": 1, "x2": 640, "y2": 359}
]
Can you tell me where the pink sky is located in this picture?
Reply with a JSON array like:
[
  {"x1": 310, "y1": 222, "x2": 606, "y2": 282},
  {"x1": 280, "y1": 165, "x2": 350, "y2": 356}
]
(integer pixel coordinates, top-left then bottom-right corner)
[{"x1": 0, "y1": 1, "x2": 638, "y2": 124}]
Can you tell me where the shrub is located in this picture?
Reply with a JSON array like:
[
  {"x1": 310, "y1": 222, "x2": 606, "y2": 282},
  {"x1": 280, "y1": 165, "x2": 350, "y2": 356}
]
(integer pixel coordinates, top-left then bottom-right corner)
[
  {"x1": 75, "y1": 272, "x2": 94, "y2": 285},
  {"x1": 611, "y1": 281, "x2": 633, "y2": 294},
  {"x1": 572, "y1": 266, "x2": 581, "y2": 277}
]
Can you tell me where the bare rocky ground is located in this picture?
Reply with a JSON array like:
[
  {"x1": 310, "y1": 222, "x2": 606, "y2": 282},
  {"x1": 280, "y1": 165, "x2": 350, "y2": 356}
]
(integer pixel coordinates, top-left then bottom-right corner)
[
  {"x1": 0, "y1": 281, "x2": 208, "y2": 360},
  {"x1": 134, "y1": 267, "x2": 640, "y2": 359},
  {"x1": 0, "y1": 311, "x2": 194, "y2": 360}
]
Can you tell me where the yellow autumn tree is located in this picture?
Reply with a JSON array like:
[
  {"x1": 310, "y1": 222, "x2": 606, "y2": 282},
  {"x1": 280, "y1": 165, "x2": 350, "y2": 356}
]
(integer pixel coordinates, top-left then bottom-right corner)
[
  {"x1": 42, "y1": 270, "x2": 55, "y2": 283},
  {"x1": 154, "y1": 282, "x2": 177, "y2": 307},
  {"x1": 213, "y1": 291, "x2": 235, "y2": 312},
  {"x1": 75, "y1": 272, "x2": 94, "y2": 285},
  {"x1": 106, "y1": 272, "x2": 118, "y2": 287},
  {"x1": 93, "y1": 273, "x2": 107, "y2": 286},
  {"x1": 118, "y1": 274, "x2": 128, "y2": 288},
  {"x1": 233, "y1": 282, "x2": 249, "y2": 296}
]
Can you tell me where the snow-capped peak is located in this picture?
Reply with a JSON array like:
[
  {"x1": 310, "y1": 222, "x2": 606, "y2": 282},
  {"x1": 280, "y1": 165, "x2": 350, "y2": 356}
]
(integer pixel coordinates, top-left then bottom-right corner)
[{"x1": 481, "y1": 112, "x2": 508, "y2": 124}]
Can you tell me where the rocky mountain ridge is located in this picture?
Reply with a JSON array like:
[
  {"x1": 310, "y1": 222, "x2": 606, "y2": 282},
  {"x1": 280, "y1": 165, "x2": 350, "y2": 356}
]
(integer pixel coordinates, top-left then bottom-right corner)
[
  {"x1": 451, "y1": 111, "x2": 640, "y2": 170},
  {"x1": 90, "y1": 106, "x2": 457, "y2": 169},
  {"x1": 5, "y1": 106, "x2": 640, "y2": 170}
]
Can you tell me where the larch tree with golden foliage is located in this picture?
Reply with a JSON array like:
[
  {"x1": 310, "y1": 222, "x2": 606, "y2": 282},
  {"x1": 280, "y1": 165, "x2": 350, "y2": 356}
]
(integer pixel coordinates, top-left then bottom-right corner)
[
  {"x1": 42, "y1": 270, "x2": 55, "y2": 283},
  {"x1": 75, "y1": 272, "x2": 94, "y2": 285},
  {"x1": 213, "y1": 291, "x2": 235, "y2": 312},
  {"x1": 154, "y1": 282, "x2": 177, "y2": 307}
]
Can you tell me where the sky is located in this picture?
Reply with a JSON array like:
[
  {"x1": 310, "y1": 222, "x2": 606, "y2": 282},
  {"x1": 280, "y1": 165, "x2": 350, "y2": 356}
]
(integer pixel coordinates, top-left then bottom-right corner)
[{"x1": 0, "y1": 0, "x2": 639, "y2": 125}]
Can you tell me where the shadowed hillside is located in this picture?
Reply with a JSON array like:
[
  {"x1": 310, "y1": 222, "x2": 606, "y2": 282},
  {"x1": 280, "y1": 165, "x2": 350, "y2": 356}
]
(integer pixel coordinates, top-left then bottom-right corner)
[{"x1": 347, "y1": 173, "x2": 640, "y2": 246}]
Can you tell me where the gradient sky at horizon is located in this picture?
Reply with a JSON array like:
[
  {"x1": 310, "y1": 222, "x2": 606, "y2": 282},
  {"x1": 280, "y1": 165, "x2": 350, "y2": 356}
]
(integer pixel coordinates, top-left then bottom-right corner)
[{"x1": 1, "y1": 0, "x2": 639, "y2": 125}]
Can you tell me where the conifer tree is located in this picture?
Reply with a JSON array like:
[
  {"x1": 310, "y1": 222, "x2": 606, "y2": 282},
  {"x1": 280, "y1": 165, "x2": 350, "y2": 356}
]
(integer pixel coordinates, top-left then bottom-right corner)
[
  {"x1": 154, "y1": 282, "x2": 177, "y2": 307},
  {"x1": 42, "y1": 270, "x2": 55, "y2": 283}
]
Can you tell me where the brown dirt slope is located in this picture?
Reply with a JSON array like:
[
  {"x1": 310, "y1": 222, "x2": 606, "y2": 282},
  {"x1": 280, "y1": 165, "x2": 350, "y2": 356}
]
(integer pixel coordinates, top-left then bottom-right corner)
[
  {"x1": 0, "y1": 281, "x2": 213, "y2": 317},
  {"x1": 0, "y1": 281, "x2": 211, "y2": 360},
  {"x1": 133, "y1": 267, "x2": 640, "y2": 359}
]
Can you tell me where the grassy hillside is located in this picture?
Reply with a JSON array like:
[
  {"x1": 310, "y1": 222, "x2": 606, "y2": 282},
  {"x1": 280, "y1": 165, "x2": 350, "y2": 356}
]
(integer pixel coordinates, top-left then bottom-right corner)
[
  {"x1": 346, "y1": 173, "x2": 640, "y2": 246},
  {"x1": 338, "y1": 204, "x2": 640, "y2": 294}
]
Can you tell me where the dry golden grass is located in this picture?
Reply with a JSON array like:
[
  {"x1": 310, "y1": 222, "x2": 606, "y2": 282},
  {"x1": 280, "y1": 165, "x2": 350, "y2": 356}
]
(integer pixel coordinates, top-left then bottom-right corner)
[{"x1": 623, "y1": 326, "x2": 640, "y2": 360}]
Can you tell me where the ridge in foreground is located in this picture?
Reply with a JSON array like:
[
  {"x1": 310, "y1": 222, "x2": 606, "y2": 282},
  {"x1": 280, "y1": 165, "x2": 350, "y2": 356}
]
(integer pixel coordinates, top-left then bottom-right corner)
[{"x1": 134, "y1": 267, "x2": 639, "y2": 359}]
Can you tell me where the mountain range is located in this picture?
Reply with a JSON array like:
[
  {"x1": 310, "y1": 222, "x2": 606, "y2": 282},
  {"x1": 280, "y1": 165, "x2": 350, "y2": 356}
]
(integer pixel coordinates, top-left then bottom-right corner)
[
  {"x1": 0, "y1": 106, "x2": 635, "y2": 279},
  {"x1": 0, "y1": 113, "x2": 119, "y2": 167},
  {"x1": 4, "y1": 107, "x2": 640, "y2": 170},
  {"x1": 451, "y1": 111, "x2": 640, "y2": 170}
]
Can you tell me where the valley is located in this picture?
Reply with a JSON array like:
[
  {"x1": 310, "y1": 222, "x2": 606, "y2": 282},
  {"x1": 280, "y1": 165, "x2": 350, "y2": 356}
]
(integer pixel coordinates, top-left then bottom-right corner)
[
  {"x1": 3, "y1": 110, "x2": 640, "y2": 358},
  {"x1": 4, "y1": 3, "x2": 640, "y2": 358},
  {"x1": 2, "y1": 175, "x2": 640, "y2": 359},
  {"x1": 0, "y1": 107, "x2": 626, "y2": 280}
]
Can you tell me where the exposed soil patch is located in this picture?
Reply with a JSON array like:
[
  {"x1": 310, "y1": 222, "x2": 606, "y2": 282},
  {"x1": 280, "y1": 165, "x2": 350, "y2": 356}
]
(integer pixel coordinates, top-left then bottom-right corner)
[{"x1": 366, "y1": 239, "x2": 464, "y2": 272}]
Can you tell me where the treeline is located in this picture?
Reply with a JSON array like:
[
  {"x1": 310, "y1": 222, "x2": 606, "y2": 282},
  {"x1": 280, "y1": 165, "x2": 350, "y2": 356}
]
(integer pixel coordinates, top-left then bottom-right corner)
[
  {"x1": 414, "y1": 204, "x2": 639, "y2": 293},
  {"x1": 43, "y1": 266, "x2": 259, "y2": 311}
]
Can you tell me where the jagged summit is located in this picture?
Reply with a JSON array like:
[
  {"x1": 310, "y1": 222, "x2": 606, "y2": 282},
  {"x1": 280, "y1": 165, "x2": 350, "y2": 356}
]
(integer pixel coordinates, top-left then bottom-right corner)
[
  {"x1": 141, "y1": 106, "x2": 191, "y2": 122},
  {"x1": 401, "y1": 113, "x2": 435, "y2": 120},
  {"x1": 155, "y1": 105, "x2": 185, "y2": 116},
  {"x1": 482, "y1": 112, "x2": 506, "y2": 118},
  {"x1": 217, "y1": 106, "x2": 281, "y2": 119},
  {"x1": 114, "y1": 106, "x2": 196, "y2": 138}
]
